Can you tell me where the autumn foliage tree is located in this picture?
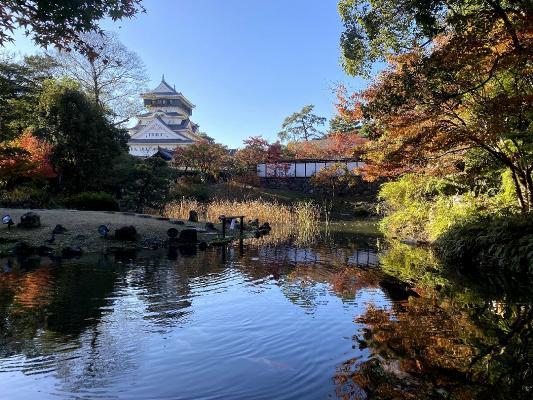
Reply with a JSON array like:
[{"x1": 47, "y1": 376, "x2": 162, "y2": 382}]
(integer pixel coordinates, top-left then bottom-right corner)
[
  {"x1": 0, "y1": 0, "x2": 144, "y2": 57},
  {"x1": 0, "y1": 130, "x2": 55, "y2": 188},
  {"x1": 338, "y1": 0, "x2": 533, "y2": 212},
  {"x1": 234, "y1": 136, "x2": 283, "y2": 172},
  {"x1": 287, "y1": 132, "x2": 366, "y2": 160},
  {"x1": 173, "y1": 139, "x2": 230, "y2": 180}
]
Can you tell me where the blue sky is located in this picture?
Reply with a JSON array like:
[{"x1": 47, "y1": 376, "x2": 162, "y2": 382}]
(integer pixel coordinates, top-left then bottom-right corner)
[{"x1": 5, "y1": 0, "x2": 372, "y2": 148}]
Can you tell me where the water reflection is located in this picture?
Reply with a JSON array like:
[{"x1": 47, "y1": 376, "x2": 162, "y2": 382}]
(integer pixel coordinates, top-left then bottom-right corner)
[
  {"x1": 0, "y1": 229, "x2": 530, "y2": 399},
  {"x1": 336, "y1": 241, "x2": 533, "y2": 400}
]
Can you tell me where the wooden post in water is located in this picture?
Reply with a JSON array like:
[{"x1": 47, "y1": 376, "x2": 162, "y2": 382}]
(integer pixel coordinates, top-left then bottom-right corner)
[
  {"x1": 239, "y1": 216, "x2": 244, "y2": 237},
  {"x1": 221, "y1": 217, "x2": 226, "y2": 238}
]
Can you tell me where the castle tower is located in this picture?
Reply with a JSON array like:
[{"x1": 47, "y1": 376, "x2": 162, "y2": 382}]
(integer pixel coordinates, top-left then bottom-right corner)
[{"x1": 128, "y1": 76, "x2": 203, "y2": 157}]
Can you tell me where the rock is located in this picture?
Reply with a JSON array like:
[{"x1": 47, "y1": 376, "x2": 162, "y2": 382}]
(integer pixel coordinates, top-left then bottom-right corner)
[
  {"x1": 178, "y1": 228, "x2": 197, "y2": 243},
  {"x1": 205, "y1": 222, "x2": 216, "y2": 230},
  {"x1": 400, "y1": 238, "x2": 428, "y2": 246},
  {"x1": 52, "y1": 224, "x2": 68, "y2": 234},
  {"x1": 115, "y1": 226, "x2": 137, "y2": 241},
  {"x1": 61, "y1": 246, "x2": 82, "y2": 257},
  {"x1": 259, "y1": 222, "x2": 271, "y2": 232},
  {"x1": 188, "y1": 210, "x2": 199, "y2": 222},
  {"x1": 167, "y1": 228, "x2": 179, "y2": 238},
  {"x1": 17, "y1": 212, "x2": 41, "y2": 229}
]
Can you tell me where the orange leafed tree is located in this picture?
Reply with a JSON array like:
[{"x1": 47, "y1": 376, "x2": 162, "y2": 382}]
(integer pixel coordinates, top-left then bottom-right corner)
[
  {"x1": 173, "y1": 139, "x2": 230, "y2": 179},
  {"x1": 287, "y1": 132, "x2": 366, "y2": 160},
  {"x1": 0, "y1": 130, "x2": 56, "y2": 184},
  {"x1": 337, "y1": 13, "x2": 533, "y2": 211}
]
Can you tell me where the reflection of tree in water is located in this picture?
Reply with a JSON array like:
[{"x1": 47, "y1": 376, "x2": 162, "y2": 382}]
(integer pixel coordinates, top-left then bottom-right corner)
[
  {"x1": 0, "y1": 255, "x2": 118, "y2": 357},
  {"x1": 335, "y1": 242, "x2": 533, "y2": 399}
]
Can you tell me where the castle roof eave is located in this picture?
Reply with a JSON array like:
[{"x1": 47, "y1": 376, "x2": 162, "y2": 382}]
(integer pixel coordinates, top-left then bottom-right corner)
[{"x1": 128, "y1": 138, "x2": 195, "y2": 144}]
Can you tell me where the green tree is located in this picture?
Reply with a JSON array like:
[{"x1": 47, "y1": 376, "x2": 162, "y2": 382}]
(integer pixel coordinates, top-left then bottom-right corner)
[
  {"x1": 0, "y1": 0, "x2": 144, "y2": 56},
  {"x1": 277, "y1": 105, "x2": 326, "y2": 142},
  {"x1": 338, "y1": 0, "x2": 527, "y2": 76},
  {"x1": 118, "y1": 156, "x2": 174, "y2": 213},
  {"x1": 0, "y1": 54, "x2": 54, "y2": 141},
  {"x1": 35, "y1": 79, "x2": 128, "y2": 192},
  {"x1": 328, "y1": 114, "x2": 360, "y2": 135}
]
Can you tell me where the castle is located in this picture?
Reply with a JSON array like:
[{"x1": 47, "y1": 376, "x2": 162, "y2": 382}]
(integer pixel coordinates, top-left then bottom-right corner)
[{"x1": 128, "y1": 76, "x2": 203, "y2": 157}]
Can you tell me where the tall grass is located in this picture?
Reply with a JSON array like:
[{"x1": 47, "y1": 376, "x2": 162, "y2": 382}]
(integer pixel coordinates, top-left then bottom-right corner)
[{"x1": 164, "y1": 197, "x2": 321, "y2": 244}]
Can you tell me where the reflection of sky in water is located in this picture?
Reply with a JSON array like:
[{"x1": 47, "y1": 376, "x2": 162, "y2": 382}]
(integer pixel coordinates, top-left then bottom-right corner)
[{"x1": 0, "y1": 241, "x2": 391, "y2": 400}]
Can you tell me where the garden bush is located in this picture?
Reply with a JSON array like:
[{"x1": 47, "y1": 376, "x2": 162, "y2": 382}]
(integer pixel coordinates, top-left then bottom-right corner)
[
  {"x1": 0, "y1": 186, "x2": 50, "y2": 208},
  {"x1": 64, "y1": 191, "x2": 119, "y2": 211},
  {"x1": 378, "y1": 172, "x2": 519, "y2": 241},
  {"x1": 435, "y1": 213, "x2": 533, "y2": 275},
  {"x1": 171, "y1": 182, "x2": 211, "y2": 202}
]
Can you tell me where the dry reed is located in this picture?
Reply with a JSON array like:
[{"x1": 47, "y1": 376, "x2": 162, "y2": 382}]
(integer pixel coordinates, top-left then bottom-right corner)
[{"x1": 164, "y1": 197, "x2": 320, "y2": 244}]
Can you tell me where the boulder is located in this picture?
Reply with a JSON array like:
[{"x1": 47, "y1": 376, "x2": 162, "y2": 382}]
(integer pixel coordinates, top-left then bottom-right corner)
[
  {"x1": 52, "y1": 224, "x2": 68, "y2": 234},
  {"x1": 178, "y1": 228, "x2": 197, "y2": 243},
  {"x1": 259, "y1": 222, "x2": 271, "y2": 232},
  {"x1": 188, "y1": 210, "x2": 199, "y2": 222},
  {"x1": 18, "y1": 212, "x2": 41, "y2": 229},
  {"x1": 167, "y1": 228, "x2": 179, "y2": 238},
  {"x1": 115, "y1": 226, "x2": 137, "y2": 241}
]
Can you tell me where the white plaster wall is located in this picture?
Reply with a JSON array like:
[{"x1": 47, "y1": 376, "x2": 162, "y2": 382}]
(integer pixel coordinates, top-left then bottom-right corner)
[
  {"x1": 257, "y1": 161, "x2": 365, "y2": 178},
  {"x1": 295, "y1": 163, "x2": 306, "y2": 177}
]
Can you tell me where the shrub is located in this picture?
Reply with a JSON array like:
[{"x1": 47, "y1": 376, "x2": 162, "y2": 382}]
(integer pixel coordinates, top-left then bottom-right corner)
[
  {"x1": 171, "y1": 182, "x2": 210, "y2": 202},
  {"x1": 378, "y1": 172, "x2": 520, "y2": 241},
  {"x1": 0, "y1": 186, "x2": 50, "y2": 208},
  {"x1": 435, "y1": 213, "x2": 533, "y2": 275},
  {"x1": 64, "y1": 191, "x2": 119, "y2": 211}
]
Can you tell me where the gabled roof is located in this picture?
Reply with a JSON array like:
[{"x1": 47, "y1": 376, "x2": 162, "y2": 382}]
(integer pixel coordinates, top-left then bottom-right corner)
[
  {"x1": 129, "y1": 117, "x2": 194, "y2": 133},
  {"x1": 149, "y1": 75, "x2": 177, "y2": 95},
  {"x1": 137, "y1": 111, "x2": 187, "y2": 118},
  {"x1": 129, "y1": 118, "x2": 194, "y2": 142},
  {"x1": 141, "y1": 75, "x2": 196, "y2": 109}
]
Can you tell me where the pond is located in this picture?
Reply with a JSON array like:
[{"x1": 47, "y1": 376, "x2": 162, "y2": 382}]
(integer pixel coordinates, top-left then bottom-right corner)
[{"x1": 0, "y1": 221, "x2": 531, "y2": 399}]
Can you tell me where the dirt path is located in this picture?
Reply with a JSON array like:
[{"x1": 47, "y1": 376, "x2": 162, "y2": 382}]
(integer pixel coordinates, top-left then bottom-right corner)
[{"x1": 0, "y1": 208, "x2": 229, "y2": 255}]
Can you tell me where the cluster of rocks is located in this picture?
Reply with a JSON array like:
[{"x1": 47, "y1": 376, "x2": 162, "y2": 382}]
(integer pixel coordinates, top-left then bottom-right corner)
[{"x1": 3, "y1": 210, "x2": 273, "y2": 259}]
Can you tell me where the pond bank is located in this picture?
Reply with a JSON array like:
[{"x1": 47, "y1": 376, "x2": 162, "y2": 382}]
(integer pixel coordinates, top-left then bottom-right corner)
[{"x1": 0, "y1": 208, "x2": 258, "y2": 256}]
